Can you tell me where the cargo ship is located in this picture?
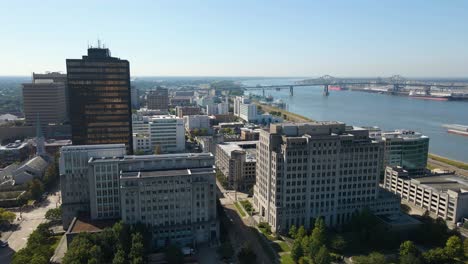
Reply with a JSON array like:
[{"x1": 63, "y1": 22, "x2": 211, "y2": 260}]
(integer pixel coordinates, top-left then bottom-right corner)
[
  {"x1": 442, "y1": 124, "x2": 468, "y2": 136},
  {"x1": 409, "y1": 91, "x2": 450, "y2": 101}
]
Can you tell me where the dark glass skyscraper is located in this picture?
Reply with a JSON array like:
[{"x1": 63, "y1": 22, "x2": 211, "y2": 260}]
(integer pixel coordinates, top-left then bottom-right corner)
[{"x1": 66, "y1": 47, "x2": 133, "y2": 153}]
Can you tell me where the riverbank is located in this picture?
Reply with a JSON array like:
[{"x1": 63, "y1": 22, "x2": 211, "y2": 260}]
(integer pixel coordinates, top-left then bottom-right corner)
[
  {"x1": 255, "y1": 101, "x2": 468, "y2": 175},
  {"x1": 254, "y1": 101, "x2": 313, "y2": 122}
]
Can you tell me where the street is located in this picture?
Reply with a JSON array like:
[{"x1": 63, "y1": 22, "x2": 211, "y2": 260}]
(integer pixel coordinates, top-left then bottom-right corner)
[
  {"x1": 0, "y1": 192, "x2": 61, "y2": 263},
  {"x1": 217, "y1": 180, "x2": 275, "y2": 264}
]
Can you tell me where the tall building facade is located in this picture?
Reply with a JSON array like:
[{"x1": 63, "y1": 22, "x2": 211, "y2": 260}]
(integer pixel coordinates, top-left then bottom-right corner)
[
  {"x1": 60, "y1": 146, "x2": 219, "y2": 247},
  {"x1": 253, "y1": 122, "x2": 399, "y2": 232},
  {"x1": 59, "y1": 144, "x2": 126, "y2": 228},
  {"x1": 233, "y1": 96, "x2": 258, "y2": 122},
  {"x1": 66, "y1": 47, "x2": 133, "y2": 152},
  {"x1": 132, "y1": 114, "x2": 185, "y2": 153},
  {"x1": 215, "y1": 141, "x2": 257, "y2": 192},
  {"x1": 147, "y1": 87, "x2": 169, "y2": 110},
  {"x1": 22, "y1": 72, "x2": 68, "y2": 126}
]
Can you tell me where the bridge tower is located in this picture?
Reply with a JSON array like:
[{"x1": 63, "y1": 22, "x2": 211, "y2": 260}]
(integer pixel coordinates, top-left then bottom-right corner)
[
  {"x1": 262, "y1": 88, "x2": 265, "y2": 97},
  {"x1": 323, "y1": 85, "x2": 329, "y2": 96},
  {"x1": 392, "y1": 84, "x2": 402, "y2": 94},
  {"x1": 424, "y1": 85, "x2": 431, "y2": 95},
  {"x1": 289, "y1": 86, "x2": 294, "y2": 96}
]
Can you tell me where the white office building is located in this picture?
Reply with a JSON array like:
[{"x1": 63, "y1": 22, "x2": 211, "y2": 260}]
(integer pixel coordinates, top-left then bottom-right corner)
[
  {"x1": 184, "y1": 115, "x2": 211, "y2": 132},
  {"x1": 132, "y1": 114, "x2": 185, "y2": 153}
]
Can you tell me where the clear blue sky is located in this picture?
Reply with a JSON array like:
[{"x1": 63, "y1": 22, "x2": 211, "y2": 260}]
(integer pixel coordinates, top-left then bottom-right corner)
[{"x1": 1, "y1": 0, "x2": 468, "y2": 77}]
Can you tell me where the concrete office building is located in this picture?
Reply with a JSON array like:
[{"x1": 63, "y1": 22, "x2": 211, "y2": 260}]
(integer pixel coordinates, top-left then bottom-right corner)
[
  {"x1": 60, "y1": 146, "x2": 219, "y2": 247},
  {"x1": 176, "y1": 106, "x2": 201, "y2": 118},
  {"x1": 253, "y1": 122, "x2": 400, "y2": 232},
  {"x1": 22, "y1": 72, "x2": 68, "y2": 126},
  {"x1": 206, "y1": 104, "x2": 218, "y2": 116},
  {"x1": 131, "y1": 86, "x2": 139, "y2": 109},
  {"x1": 147, "y1": 87, "x2": 169, "y2": 110},
  {"x1": 184, "y1": 115, "x2": 211, "y2": 132},
  {"x1": 217, "y1": 102, "x2": 229, "y2": 115},
  {"x1": 132, "y1": 133, "x2": 151, "y2": 154},
  {"x1": 216, "y1": 141, "x2": 257, "y2": 192},
  {"x1": 66, "y1": 46, "x2": 133, "y2": 152},
  {"x1": 59, "y1": 144, "x2": 126, "y2": 228},
  {"x1": 132, "y1": 114, "x2": 185, "y2": 153},
  {"x1": 384, "y1": 166, "x2": 468, "y2": 224},
  {"x1": 196, "y1": 135, "x2": 224, "y2": 155},
  {"x1": 371, "y1": 129, "x2": 429, "y2": 174}
]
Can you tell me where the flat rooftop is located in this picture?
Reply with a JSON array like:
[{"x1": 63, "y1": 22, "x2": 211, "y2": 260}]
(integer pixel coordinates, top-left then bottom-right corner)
[
  {"x1": 217, "y1": 141, "x2": 257, "y2": 162},
  {"x1": 67, "y1": 217, "x2": 116, "y2": 234},
  {"x1": 121, "y1": 167, "x2": 215, "y2": 179},
  {"x1": 413, "y1": 174, "x2": 468, "y2": 193}
]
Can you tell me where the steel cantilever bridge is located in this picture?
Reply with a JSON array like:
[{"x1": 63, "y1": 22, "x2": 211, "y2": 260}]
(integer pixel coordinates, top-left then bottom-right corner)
[{"x1": 242, "y1": 75, "x2": 468, "y2": 96}]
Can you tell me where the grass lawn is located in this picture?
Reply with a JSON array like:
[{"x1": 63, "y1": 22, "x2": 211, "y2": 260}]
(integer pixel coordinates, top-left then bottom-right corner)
[
  {"x1": 429, "y1": 154, "x2": 468, "y2": 170},
  {"x1": 281, "y1": 253, "x2": 294, "y2": 264},
  {"x1": 427, "y1": 164, "x2": 438, "y2": 170},
  {"x1": 50, "y1": 235, "x2": 62, "y2": 251},
  {"x1": 0, "y1": 190, "x2": 23, "y2": 200},
  {"x1": 234, "y1": 202, "x2": 246, "y2": 217},
  {"x1": 276, "y1": 241, "x2": 291, "y2": 252},
  {"x1": 254, "y1": 101, "x2": 313, "y2": 122}
]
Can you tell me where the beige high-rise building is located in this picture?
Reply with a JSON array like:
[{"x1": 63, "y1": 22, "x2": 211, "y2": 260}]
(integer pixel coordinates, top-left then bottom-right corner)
[
  {"x1": 22, "y1": 72, "x2": 68, "y2": 126},
  {"x1": 253, "y1": 122, "x2": 400, "y2": 232}
]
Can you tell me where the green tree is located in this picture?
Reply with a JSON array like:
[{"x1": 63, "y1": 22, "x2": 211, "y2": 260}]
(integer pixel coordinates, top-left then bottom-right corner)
[
  {"x1": 330, "y1": 234, "x2": 346, "y2": 252},
  {"x1": 289, "y1": 224, "x2": 297, "y2": 238},
  {"x1": 314, "y1": 246, "x2": 331, "y2": 264},
  {"x1": 423, "y1": 248, "x2": 449, "y2": 264},
  {"x1": 400, "y1": 253, "x2": 422, "y2": 264},
  {"x1": 310, "y1": 217, "x2": 326, "y2": 256},
  {"x1": 88, "y1": 245, "x2": 102, "y2": 264},
  {"x1": 301, "y1": 235, "x2": 311, "y2": 256},
  {"x1": 45, "y1": 207, "x2": 62, "y2": 221},
  {"x1": 30, "y1": 254, "x2": 48, "y2": 264},
  {"x1": 112, "y1": 248, "x2": 126, "y2": 264},
  {"x1": 296, "y1": 226, "x2": 306, "y2": 239},
  {"x1": 237, "y1": 245, "x2": 257, "y2": 264},
  {"x1": 129, "y1": 232, "x2": 145, "y2": 263},
  {"x1": 353, "y1": 252, "x2": 386, "y2": 264},
  {"x1": 63, "y1": 233, "x2": 94, "y2": 264},
  {"x1": 464, "y1": 239, "x2": 468, "y2": 258},
  {"x1": 399, "y1": 240, "x2": 419, "y2": 257},
  {"x1": 444, "y1": 235, "x2": 463, "y2": 259},
  {"x1": 113, "y1": 221, "x2": 131, "y2": 253},
  {"x1": 291, "y1": 240, "x2": 304, "y2": 262},
  {"x1": 0, "y1": 208, "x2": 16, "y2": 224},
  {"x1": 27, "y1": 179, "x2": 44, "y2": 200},
  {"x1": 43, "y1": 163, "x2": 58, "y2": 188}
]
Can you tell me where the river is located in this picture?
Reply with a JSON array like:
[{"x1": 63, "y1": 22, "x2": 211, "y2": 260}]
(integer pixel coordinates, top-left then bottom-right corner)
[{"x1": 242, "y1": 78, "x2": 468, "y2": 162}]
